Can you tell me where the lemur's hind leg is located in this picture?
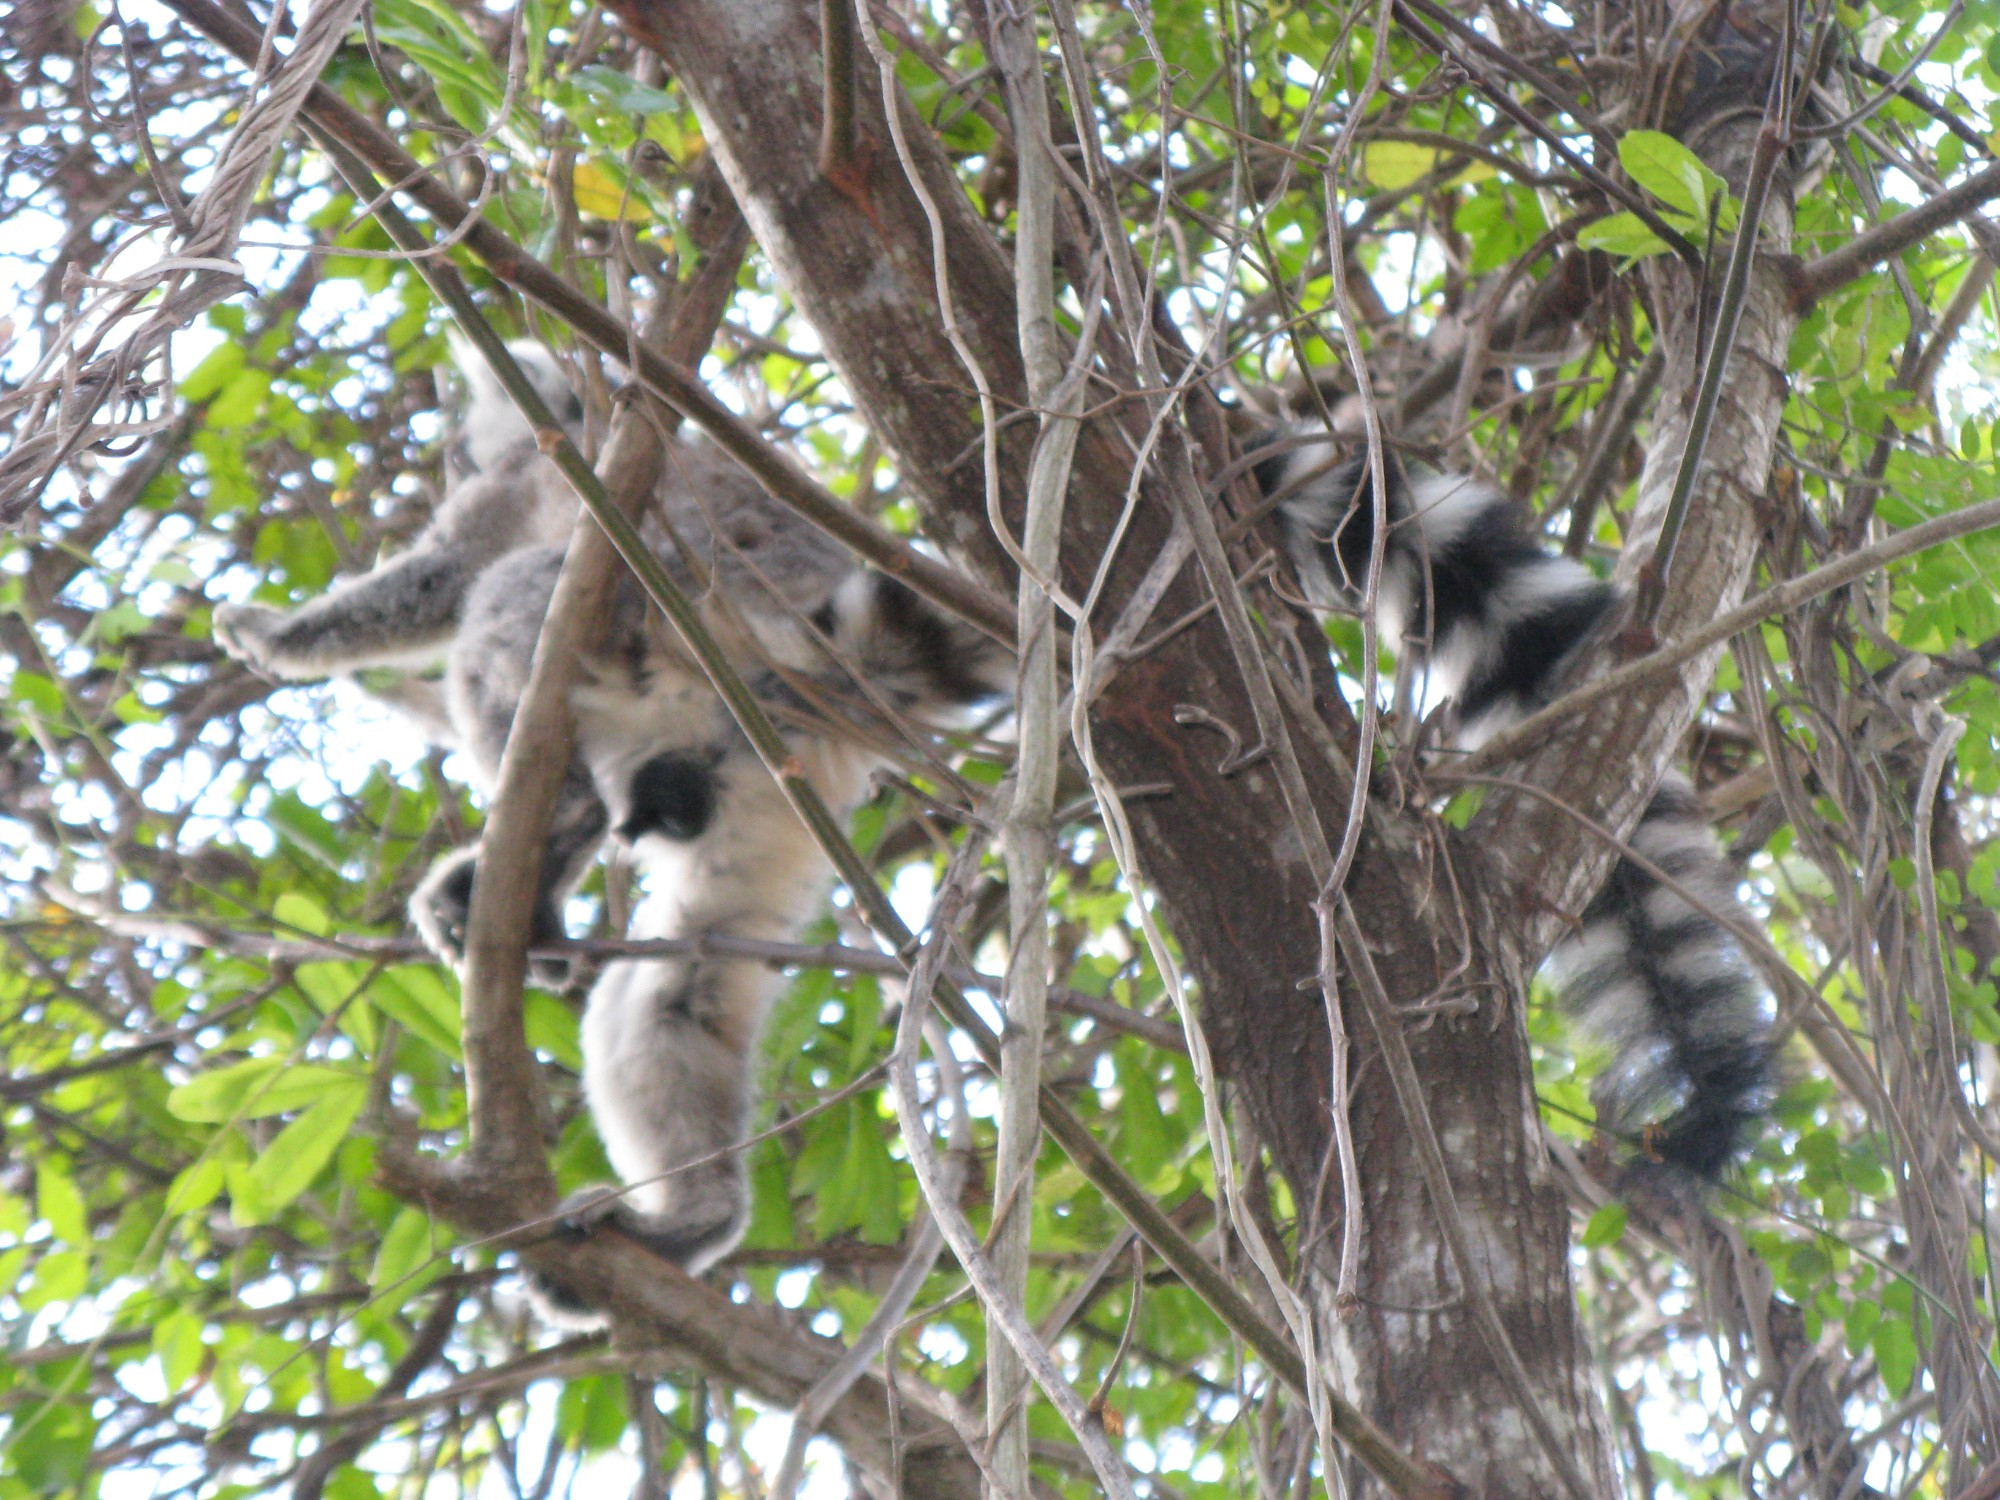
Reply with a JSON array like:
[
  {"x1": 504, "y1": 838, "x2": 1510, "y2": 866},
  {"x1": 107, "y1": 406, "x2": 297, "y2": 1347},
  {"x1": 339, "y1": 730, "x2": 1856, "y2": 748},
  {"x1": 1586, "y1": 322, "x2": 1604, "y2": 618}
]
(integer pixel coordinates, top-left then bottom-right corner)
[
  {"x1": 568, "y1": 946, "x2": 760, "y2": 1269},
  {"x1": 532, "y1": 741, "x2": 877, "y2": 1323},
  {"x1": 408, "y1": 779, "x2": 604, "y2": 985},
  {"x1": 409, "y1": 546, "x2": 610, "y2": 982}
]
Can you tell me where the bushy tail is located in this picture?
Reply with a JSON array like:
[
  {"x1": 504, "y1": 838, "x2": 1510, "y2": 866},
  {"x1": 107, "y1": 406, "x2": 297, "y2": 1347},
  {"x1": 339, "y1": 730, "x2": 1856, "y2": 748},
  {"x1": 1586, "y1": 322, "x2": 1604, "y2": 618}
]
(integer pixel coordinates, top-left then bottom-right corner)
[
  {"x1": 1548, "y1": 775, "x2": 1775, "y2": 1178},
  {"x1": 1260, "y1": 434, "x2": 1616, "y2": 748},
  {"x1": 1253, "y1": 430, "x2": 1774, "y2": 1178}
]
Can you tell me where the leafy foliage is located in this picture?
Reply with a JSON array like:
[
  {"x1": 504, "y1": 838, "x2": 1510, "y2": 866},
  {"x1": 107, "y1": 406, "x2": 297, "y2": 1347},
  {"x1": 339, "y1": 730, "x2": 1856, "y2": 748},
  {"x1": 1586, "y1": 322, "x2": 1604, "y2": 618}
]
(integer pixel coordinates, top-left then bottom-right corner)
[{"x1": 3, "y1": 0, "x2": 2000, "y2": 1495}]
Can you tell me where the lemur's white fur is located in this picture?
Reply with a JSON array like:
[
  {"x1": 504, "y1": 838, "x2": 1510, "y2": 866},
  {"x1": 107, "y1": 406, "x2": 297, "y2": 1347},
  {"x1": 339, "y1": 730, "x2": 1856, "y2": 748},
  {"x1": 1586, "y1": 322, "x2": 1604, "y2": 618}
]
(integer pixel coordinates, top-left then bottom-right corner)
[
  {"x1": 214, "y1": 339, "x2": 1007, "y2": 1310},
  {"x1": 446, "y1": 330, "x2": 582, "y2": 475}
]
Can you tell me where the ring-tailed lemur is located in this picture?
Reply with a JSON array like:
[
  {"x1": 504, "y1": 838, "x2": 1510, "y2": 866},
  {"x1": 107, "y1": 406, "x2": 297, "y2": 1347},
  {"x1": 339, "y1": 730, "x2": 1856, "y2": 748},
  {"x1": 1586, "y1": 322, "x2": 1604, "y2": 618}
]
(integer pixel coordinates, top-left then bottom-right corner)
[
  {"x1": 1260, "y1": 439, "x2": 1774, "y2": 1179},
  {"x1": 216, "y1": 341, "x2": 1009, "y2": 1296}
]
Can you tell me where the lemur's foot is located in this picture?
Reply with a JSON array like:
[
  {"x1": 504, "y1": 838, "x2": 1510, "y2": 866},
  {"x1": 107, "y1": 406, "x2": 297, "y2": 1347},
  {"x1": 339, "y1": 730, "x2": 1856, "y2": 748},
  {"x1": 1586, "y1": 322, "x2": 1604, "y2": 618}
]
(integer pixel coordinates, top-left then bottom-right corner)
[
  {"x1": 551, "y1": 1185, "x2": 628, "y2": 1239},
  {"x1": 525, "y1": 1185, "x2": 748, "y2": 1326},
  {"x1": 522, "y1": 1186, "x2": 647, "y2": 1330}
]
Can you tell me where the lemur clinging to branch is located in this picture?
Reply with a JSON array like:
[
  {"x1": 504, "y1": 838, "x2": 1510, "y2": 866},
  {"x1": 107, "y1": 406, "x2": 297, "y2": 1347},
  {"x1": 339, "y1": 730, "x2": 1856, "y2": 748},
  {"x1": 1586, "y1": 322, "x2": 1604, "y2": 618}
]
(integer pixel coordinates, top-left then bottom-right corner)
[{"x1": 216, "y1": 340, "x2": 1009, "y2": 1300}]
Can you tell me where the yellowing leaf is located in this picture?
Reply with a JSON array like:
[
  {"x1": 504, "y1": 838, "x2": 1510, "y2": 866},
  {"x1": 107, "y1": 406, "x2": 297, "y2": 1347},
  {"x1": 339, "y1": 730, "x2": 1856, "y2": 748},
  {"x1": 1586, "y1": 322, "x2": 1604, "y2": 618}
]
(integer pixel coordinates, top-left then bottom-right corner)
[
  {"x1": 572, "y1": 160, "x2": 650, "y2": 222},
  {"x1": 1362, "y1": 140, "x2": 1443, "y2": 190}
]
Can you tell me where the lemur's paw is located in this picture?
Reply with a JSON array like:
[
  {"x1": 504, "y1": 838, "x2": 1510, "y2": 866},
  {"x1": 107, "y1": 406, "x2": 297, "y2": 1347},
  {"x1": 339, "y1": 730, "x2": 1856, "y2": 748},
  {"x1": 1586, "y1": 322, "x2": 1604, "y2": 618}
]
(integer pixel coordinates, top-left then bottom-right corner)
[
  {"x1": 212, "y1": 602, "x2": 285, "y2": 671},
  {"x1": 410, "y1": 847, "x2": 575, "y2": 987},
  {"x1": 410, "y1": 847, "x2": 478, "y2": 968},
  {"x1": 551, "y1": 1185, "x2": 629, "y2": 1239},
  {"x1": 547, "y1": 1187, "x2": 739, "y2": 1271},
  {"x1": 519, "y1": 1188, "x2": 633, "y2": 1330}
]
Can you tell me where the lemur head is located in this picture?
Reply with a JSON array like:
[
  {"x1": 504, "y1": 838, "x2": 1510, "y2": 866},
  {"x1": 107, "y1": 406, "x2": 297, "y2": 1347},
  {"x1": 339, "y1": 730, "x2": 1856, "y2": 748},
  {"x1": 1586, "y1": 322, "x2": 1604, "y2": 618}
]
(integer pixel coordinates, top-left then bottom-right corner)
[{"x1": 445, "y1": 332, "x2": 586, "y2": 476}]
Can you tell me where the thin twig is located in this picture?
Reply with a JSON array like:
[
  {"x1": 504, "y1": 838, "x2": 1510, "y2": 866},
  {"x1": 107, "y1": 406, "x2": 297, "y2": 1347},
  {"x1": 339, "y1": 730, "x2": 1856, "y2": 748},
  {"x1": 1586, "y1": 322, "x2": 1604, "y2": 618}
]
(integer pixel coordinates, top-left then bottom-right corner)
[
  {"x1": 1637, "y1": 96, "x2": 1790, "y2": 623},
  {"x1": 817, "y1": 0, "x2": 859, "y2": 182}
]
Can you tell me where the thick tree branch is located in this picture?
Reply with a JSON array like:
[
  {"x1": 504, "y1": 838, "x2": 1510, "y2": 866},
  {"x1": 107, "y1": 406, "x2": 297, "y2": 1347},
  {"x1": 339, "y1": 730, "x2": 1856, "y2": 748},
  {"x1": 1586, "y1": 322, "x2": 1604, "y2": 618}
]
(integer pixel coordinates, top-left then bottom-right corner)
[
  {"x1": 373, "y1": 1152, "x2": 985, "y2": 1499},
  {"x1": 1797, "y1": 159, "x2": 2000, "y2": 300}
]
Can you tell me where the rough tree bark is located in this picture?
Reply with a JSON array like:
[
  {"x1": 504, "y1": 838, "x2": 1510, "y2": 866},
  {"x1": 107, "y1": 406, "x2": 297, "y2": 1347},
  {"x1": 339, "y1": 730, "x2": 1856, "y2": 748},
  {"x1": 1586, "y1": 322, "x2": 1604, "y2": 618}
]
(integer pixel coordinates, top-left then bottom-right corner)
[{"x1": 603, "y1": 0, "x2": 1795, "y2": 1491}]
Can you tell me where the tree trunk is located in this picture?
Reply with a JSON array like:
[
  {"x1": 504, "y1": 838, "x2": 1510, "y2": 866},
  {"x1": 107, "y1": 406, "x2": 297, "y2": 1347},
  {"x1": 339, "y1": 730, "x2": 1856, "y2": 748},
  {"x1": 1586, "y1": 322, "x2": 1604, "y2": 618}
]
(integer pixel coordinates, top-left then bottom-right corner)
[{"x1": 605, "y1": 0, "x2": 1699, "y2": 1489}]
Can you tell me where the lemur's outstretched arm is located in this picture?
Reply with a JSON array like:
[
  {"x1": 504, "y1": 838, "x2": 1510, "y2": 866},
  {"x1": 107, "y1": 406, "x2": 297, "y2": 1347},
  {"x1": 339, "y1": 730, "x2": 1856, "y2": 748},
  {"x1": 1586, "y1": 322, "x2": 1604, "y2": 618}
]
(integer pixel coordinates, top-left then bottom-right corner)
[
  {"x1": 213, "y1": 341, "x2": 580, "y2": 681},
  {"x1": 215, "y1": 541, "x2": 493, "y2": 678}
]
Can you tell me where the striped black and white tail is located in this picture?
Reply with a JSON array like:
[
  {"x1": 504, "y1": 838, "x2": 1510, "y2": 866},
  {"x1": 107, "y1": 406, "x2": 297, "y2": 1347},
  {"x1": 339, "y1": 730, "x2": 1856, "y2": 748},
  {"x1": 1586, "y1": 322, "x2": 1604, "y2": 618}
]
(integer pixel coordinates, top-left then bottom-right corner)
[{"x1": 1260, "y1": 436, "x2": 1774, "y2": 1178}]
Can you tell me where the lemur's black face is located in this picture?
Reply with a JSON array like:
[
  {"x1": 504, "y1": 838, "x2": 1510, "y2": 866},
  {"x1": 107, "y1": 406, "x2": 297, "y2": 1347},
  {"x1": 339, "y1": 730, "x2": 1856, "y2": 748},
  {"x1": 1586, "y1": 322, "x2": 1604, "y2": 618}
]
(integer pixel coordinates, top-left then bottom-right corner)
[{"x1": 619, "y1": 752, "x2": 719, "y2": 844}]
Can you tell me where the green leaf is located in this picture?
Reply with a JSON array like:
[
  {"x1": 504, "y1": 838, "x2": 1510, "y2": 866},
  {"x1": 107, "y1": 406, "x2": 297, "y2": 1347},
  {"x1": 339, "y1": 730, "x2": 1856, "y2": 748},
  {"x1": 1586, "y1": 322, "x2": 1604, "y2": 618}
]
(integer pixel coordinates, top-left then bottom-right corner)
[
  {"x1": 180, "y1": 341, "x2": 246, "y2": 401},
  {"x1": 207, "y1": 368, "x2": 272, "y2": 429},
  {"x1": 292, "y1": 961, "x2": 363, "y2": 1015},
  {"x1": 225, "y1": 1162, "x2": 268, "y2": 1227},
  {"x1": 244, "y1": 1082, "x2": 368, "y2": 1213},
  {"x1": 166, "y1": 1158, "x2": 226, "y2": 1215},
  {"x1": 273, "y1": 892, "x2": 331, "y2": 937},
  {"x1": 325, "y1": 1468, "x2": 384, "y2": 1500},
  {"x1": 167, "y1": 1058, "x2": 361, "y2": 1122},
  {"x1": 1362, "y1": 140, "x2": 1444, "y2": 190},
  {"x1": 573, "y1": 64, "x2": 680, "y2": 117},
  {"x1": 1575, "y1": 211, "x2": 1674, "y2": 261},
  {"x1": 1617, "y1": 129, "x2": 1724, "y2": 220},
  {"x1": 1116, "y1": 1045, "x2": 1172, "y2": 1185},
  {"x1": 370, "y1": 1206, "x2": 443, "y2": 1295},
  {"x1": 1844, "y1": 1297, "x2": 1882, "y2": 1356},
  {"x1": 9, "y1": 1399, "x2": 95, "y2": 1489},
  {"x1": 153, "y1": 1310, "x2": 207, "y2": 1391},
  {"x1": 10, "y1": 670, "x2": 66, "y2": 719},
  {"x1": 1787, "y1": 1243, "x2": 1831, "y2": 1285},
  {"x1": 1580, "y1": 1202, "x2": 1628, "y2": 1248},
  {"x1": 554, "y1": 1373, "x2": 629, "y2": 1452},
  {"x1": 370, "y1": 966, "x2": 462, "y2": 1057},
  {"x1": 36, "y1": 1163, "x2": 87, "y2": 1244},
  {"x1": 524, "y1": 989, "x2": 582, "y2": 1069},
  {"x1": 1873, "y1": 1316, "x2": 1918, "y2": 1397},
  {"x1": 22, "y1": 1247, "x2": 90, "y2": 1308},
  {"x1": 266, "y1": 793, "x2": 346, "y2": 870}
]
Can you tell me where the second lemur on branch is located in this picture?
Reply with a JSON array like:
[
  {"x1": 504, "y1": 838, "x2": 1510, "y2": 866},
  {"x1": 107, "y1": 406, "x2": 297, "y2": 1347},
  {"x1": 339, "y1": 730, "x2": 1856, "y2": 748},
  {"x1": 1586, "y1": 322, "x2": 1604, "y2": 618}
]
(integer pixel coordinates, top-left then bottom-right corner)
[{"x1": 1259, "y1": 438, "x2": 1776, "y2": 1179}]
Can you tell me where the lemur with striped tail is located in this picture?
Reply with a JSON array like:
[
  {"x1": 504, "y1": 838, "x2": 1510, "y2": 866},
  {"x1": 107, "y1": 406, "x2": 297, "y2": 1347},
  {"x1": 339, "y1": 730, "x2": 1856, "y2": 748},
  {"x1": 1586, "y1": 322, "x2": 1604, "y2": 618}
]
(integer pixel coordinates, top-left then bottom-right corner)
[{"x1": 1260, "y1": 440, "x2": 1774, "y2": 1179}]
